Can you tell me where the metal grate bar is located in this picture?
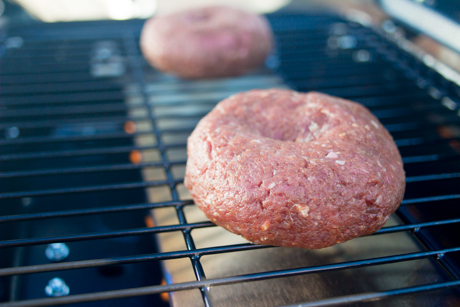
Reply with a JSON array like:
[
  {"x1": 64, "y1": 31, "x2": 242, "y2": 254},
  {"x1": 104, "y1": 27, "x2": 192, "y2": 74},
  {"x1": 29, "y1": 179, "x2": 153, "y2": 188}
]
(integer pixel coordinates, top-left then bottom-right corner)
[
  {"x1": 280, "y1": 63, "x2": 400, "y2": 80},
  {"x1": 0, "y1": 144, "x2": 161, "y2": 161},
  {"x1": 0, "y1": 243, "x2": 270, "y2": 277},
  {"x1": 395, "y1": 136, "x2": 459, "y2": 147},
  {"x1": 0, "y1": 200, "x2": 193, "y2": 223},
  {"x1": 123, "y1": 30, "x2": 214, "y2": 306},
  {"x1": 0, "y1": 247, "x2": 459, "y2": 307},
  {"x1": 406, "y1": 173, "x2": 460, "y2": 182},
  {"x1": 0, "y1": 115, "x2": 148, "y2": 129},
  {"x1": 355, "y1": 92, "x2": 431, "y2": 107},
  {"x1": 0, "y1": 160, "x2": 186, "y2": 178},
  {"x1": 0, "y1": 179, "x2": 181, "y2": 199},
  {"x1": 0, "y1": 72, "x2": 104, "y2": 85},
  {"x1": 1, "y1": 90, "x2": 124, "y2": 106},
  {"x1": 0, "y1": 80, "x2": 123, "y2": 95},
  {"x1": 401, "y1": 194, "x2": 460, "y2": 205},
  {"x1": 282, "y1": 280, "x2": 460, "y2": 307},
  {"x1": 402, "y1": 153, "x2": 460, "y2": 164},
  {"x1": 0, "y1": 131, "x2": 151, "y2": 146},
  {"x1": 0, "y1": 221, "x2": 214, "y2": 249},
  {"x1": 1, "y1": 218, "x2": 460, "y2": 277},
  {"x1": 0, "y1": 103, "x2": 133, "y2": 118},
  {"x1": 0, "y1": 63, "x2": 92, "y2": 75}
]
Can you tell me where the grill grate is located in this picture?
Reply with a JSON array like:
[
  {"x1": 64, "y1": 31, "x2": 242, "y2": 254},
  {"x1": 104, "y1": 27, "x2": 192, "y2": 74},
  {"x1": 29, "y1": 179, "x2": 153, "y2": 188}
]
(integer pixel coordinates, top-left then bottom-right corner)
[{"x1": 1, "y1": 10, "x2": 460, "y2": 307}]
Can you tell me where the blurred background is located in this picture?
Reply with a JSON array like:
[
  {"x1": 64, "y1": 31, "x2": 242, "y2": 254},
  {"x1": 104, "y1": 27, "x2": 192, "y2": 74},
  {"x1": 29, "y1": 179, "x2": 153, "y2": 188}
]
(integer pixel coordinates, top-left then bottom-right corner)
[
  {"x1": 1, "y1": 0, "x2": 459, "y2": 73},
  {"x1": 4, "y1": 0, "x2": 292, "y2": 21}
]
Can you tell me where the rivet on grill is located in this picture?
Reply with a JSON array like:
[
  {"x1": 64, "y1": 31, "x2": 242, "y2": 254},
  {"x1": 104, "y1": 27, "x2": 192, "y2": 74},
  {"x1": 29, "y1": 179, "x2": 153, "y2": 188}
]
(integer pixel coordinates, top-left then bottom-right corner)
[
  {"x1": 417, "y1": 78, "x2": 428, "y2": 89},
  {"x1": 428, "y1": 87, "x2": 442, "y2": 100},
  {"x1": 21, "y1": 197, "x2": 33, "y2": 207},
  {"x1": 265, "y1": 54, "x2": 279, "y2": 69},
  {"x1": 329, "y1": 23, "x2": 348, "y2": 36},
  {"x1": 5, "y1": 127, "x2": 20, "y2": 139},
  {"x1": 5, "y1": 36, "x2": 23, "y2": 49},
  {"x1": 45, "y1": 243, "x2": 70, "y2": 262},
  {"x1": 441, "y1": 97, "x2": 457, "y2": 110},
  {"x1": 45, "y1": 278, "x2": 70, "y2": 297},
  {"x1": 353, "y1": 50, "x2": 371, "y2": 63},
  {"x1": 337, "y1": 35, "x2": 357, "y2": 49},
  {"x1": 327, "y1": 37, "x2": 338, "y2": 49},
  {"x1": 382, "y1": 20, "x2": 396, "y2": 34}
]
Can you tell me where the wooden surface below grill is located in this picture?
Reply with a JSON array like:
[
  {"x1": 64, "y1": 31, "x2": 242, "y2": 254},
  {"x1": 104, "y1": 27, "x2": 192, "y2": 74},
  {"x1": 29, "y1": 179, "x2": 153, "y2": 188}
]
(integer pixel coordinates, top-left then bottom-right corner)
[{"x1": 151, "y1": 204, "x2": 460, "y2": 307}]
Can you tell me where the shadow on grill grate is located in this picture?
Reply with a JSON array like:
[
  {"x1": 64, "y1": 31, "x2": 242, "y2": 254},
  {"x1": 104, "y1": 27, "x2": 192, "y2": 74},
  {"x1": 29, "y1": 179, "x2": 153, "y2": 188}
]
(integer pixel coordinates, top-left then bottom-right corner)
[{"x1": 1, "y1": 9, "x2": 460, "y2": 307}]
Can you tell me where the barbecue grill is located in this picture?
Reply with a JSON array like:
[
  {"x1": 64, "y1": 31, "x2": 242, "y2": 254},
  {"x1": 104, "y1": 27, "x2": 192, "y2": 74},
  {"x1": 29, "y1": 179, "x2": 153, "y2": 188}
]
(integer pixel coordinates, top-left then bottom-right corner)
[{"x1": 2, "y1": 1, "x2": 460, "y2": 306}]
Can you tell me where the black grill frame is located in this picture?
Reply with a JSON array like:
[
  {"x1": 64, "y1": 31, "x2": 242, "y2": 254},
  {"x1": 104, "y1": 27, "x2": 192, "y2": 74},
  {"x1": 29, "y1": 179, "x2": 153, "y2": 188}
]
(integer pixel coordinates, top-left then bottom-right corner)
[{"x1": 1, "y1": 10, "x2": 460, "y2": 307}]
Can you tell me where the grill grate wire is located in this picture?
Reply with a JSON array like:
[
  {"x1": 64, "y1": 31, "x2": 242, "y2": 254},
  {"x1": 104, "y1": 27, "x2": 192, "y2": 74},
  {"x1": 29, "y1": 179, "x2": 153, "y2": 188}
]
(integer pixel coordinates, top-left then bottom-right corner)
[{"x1": 1, "y1": 12, "x2": 460, "y2": 307}]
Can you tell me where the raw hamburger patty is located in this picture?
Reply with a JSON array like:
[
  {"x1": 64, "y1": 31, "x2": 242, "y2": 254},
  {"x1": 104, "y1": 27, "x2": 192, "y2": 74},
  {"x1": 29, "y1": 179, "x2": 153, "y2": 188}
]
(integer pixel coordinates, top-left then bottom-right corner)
[
  {"x1": 140, "y1": 6, "x2": 273, "y2": 79},
  {"x1": 185, "y1": 89, "x2": 405, "y2": 249}
]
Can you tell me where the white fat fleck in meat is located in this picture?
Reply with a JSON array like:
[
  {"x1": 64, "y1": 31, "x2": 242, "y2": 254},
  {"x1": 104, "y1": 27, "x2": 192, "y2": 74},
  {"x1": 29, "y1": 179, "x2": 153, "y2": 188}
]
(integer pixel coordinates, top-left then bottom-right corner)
[
  {"x1": 335, "y1": 160, "x2": 345, "y2": 165},
  {"x1": 326, "y1": 151, "x2": 338, "y2": 159},
  {"x1": 314, "y1": 124, "x2": 329, "y2": 138},
  {"x1": 297, "y1": 134, "x2": 315, "y2": 142},
  {"x1": 251, "y1": 139, "x2": 262, "y2": 143},
  {"x1": 305, "y1": 134, "x2": 315, "y2": 142},
  {"x1": 273, "y1": 170, "x2": 277, "y2": 175},
  {"x1": 294, "y1": 204, "x2": 310, "y2": 217},
  {"x1": 308, "y1": 122, "x2": 319, "y2": 132},
  {"x1": 352, "y1": 123, "x2": 359, "y2": 128},
  {"x1": 261, "y1": 220, "x2": 270, "y2": 231},
  {"x1": 267, "y1": 182, "x2": 276, "y2": 189},
  {"x1": 371, "y1": 120, "x2": 379, "y2": 128}
]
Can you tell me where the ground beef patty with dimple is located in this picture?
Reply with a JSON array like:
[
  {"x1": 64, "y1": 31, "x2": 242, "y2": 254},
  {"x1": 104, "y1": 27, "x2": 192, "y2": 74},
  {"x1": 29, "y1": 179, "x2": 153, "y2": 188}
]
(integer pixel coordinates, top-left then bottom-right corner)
[
  {"x1": 140, "y1": 6, "x2": 273, "y2": 79},
  {"x1": 185, "y1": 89, "x2": 405, "y2": 249}
]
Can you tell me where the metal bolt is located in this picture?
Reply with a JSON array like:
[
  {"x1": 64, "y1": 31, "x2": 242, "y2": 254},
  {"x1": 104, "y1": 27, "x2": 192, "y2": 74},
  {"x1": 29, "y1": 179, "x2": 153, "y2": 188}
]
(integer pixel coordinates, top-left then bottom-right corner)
[
  {"x1": 5, "y1": 36, "x2": 23, "y2": 49},
  {"x1": 21, "y1": 197, "x2": 33, "y2": 207},
  {"x1": 5, "y1": 127, "x2": 19, "y2": 139},
  {"x1": 353, "y1": 50, "x2": 371, "y2": 63},
  {"x1": 337, "y1": 35, "x2": 357, "y2": 49},
  {"x1": 329, "y1": 23, "x2": 348, "y2": 36},
  {"x1": 265, "y1": 54, "x2": 279, "y2": 69},
  {"x1": 45, "y1": 243, "x2": 69, "y2": 262},
  {"x1": 382, "y1": 20, "x2": 396, "y2": 34},
  {"x1": 45, "y1": 278, "x2": 70, "y2": 297}
]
